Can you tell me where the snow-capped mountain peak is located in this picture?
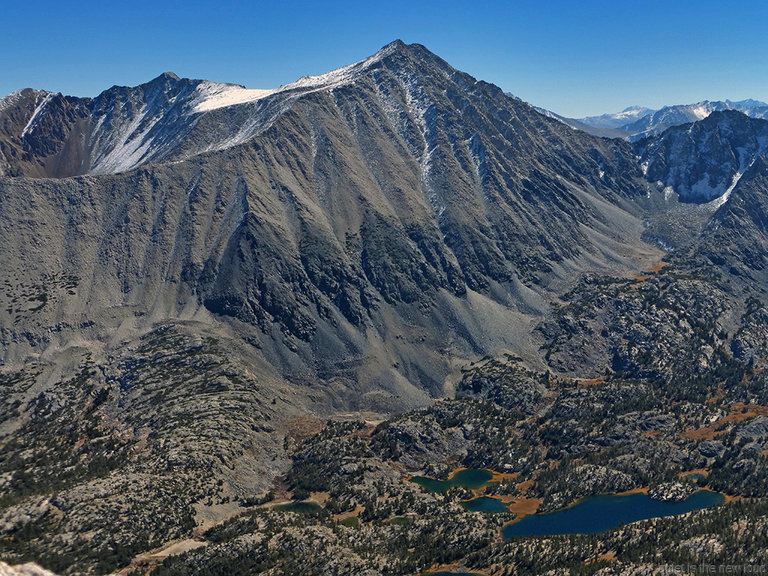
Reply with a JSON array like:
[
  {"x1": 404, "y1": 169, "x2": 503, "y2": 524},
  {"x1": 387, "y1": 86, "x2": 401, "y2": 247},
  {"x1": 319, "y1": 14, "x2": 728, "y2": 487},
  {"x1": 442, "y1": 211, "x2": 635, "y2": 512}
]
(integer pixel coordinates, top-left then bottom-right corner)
[
  {"x1": 191, "y1": 39, "x2": 411, "y2": 114},
  {"x1": 0, "y1": 41, "x2": 428, "y2": 177},
  {"x1": 577, "y1": 106, "x2": 654, "y2": 130}
]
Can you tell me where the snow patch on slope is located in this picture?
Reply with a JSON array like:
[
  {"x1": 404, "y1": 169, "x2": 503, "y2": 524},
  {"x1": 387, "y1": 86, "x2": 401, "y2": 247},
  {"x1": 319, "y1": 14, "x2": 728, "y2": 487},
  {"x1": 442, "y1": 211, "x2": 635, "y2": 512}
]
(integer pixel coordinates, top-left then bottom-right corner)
[
  {"x1": 709, "y1": 171, "x2": 743, "y2": 210},
  {"x1": 192, "y1": 82, "x2": 275, "y2": 113},
  {"x1": 21, "y1": 93, "x2": 54, "y2": 138},
  {"x1": 89, "y1": 105, "x2": 161, "y2": 174},
  {"x1": 690, "y1": 104, "x2": 711, "y2": 120},
  {"x1": 709, "y1": 158, "x2": 757, "y2": 211},
  {"x1": 0, "y1": 91, "x2": 25, "y2": 114}
]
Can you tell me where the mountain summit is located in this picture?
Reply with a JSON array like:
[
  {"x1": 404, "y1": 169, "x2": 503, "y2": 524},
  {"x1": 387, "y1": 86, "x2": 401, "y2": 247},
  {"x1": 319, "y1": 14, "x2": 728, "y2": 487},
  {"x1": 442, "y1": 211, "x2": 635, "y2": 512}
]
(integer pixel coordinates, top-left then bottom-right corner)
[
  {"x1": 0, "y1": 41, "x2": 446, "y2": 178},
  {"x1": 0, "y1": 40, "x2": 658, "y2": 404}
]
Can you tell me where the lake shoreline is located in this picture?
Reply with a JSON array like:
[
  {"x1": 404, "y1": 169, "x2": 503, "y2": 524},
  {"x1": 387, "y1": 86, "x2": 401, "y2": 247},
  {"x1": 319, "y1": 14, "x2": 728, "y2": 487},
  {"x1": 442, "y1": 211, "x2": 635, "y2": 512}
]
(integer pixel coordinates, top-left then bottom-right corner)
[{"x1": 502, "y1": 489, "x2": 727, "y2": 539}]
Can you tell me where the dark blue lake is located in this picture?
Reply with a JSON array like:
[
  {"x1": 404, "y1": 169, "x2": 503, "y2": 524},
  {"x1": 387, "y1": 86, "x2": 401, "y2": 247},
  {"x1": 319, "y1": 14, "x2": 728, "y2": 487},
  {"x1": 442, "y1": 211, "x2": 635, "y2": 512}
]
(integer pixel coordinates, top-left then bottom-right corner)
[
  {"x1": 461, "y1": 496, "x2": 510, "y2": 513},
  {"x1": 503, "y1": 490, "x2": 725, "y2": 538},
  {"x1": 410, "y1": 469, "x2": 494, "y2": 492}
]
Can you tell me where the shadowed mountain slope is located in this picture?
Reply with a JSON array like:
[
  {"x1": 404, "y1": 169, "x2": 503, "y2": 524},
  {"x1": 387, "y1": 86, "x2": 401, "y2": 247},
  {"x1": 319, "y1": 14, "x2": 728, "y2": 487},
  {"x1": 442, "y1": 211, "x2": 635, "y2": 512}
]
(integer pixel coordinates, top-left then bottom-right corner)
[{"x1": 0, "y1": 41, "x2": 660, "y2": 405}]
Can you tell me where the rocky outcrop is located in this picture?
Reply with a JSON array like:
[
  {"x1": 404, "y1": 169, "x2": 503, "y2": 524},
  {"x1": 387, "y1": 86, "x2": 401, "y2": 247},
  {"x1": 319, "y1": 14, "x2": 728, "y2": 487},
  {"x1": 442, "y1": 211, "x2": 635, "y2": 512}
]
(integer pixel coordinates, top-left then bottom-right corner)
[
  {"x1": 648, "y1": 482, "x2": 695, "y2": 502},
  {"x1": 0, "y1": 563, "x2": 58, "y2": 576}
]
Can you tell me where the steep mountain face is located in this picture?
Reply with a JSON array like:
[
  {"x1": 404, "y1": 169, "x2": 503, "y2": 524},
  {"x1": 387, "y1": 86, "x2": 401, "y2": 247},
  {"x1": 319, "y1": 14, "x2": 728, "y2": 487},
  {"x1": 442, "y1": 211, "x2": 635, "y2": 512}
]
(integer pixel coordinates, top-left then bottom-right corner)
[
  {"x1": 0, "y1": 73, "x2": 274, "y2": 177},
  {"x1": 0, "y1": 89, "x2": 90, "y2": 178},
  {"x1": 0, "y1": 70, "x2": 356, "y2": 178},
  {"x1": 635, "y1": 110, "x2": 768, "y2": 203},
  {"x1": 694, "y1": 155, "x2": 768, "y2": 279},
  {"x1": 0, "y1": 41, "x2": 658, "y2": 394}
]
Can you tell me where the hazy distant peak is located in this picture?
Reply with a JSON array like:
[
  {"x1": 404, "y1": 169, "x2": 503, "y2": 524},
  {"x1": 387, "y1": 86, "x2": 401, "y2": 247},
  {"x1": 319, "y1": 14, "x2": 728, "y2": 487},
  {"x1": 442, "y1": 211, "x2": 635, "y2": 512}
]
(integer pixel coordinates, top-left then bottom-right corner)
[{"x1": 578, "y1": 106, "x2": 655, "y2": 130}]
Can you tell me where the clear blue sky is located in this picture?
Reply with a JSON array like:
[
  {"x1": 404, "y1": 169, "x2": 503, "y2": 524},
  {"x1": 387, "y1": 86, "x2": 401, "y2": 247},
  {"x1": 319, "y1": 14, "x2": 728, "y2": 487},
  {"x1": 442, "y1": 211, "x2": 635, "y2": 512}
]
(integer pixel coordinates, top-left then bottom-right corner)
[{"x1": 3, "y1": 0, "x2": 768, "y2": 117}]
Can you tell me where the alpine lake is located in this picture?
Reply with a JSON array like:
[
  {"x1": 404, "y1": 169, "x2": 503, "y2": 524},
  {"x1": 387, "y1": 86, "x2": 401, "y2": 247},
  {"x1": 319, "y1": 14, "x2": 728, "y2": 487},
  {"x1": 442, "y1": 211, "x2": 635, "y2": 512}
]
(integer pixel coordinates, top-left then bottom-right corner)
[{"x1": 409, "y1": 469, "x2": 726, "y2": 538}]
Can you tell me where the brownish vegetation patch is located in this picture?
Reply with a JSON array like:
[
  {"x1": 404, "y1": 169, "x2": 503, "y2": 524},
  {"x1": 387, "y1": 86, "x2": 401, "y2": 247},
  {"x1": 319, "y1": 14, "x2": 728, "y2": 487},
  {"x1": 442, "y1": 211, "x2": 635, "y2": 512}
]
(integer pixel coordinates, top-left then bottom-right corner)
[
  {"x1": 506, "y1": 498, "x2": 542, "y2": 516},
  {"x1": 516, "y1": 479, "x2": 534, "y2": 492},
  {"x1": 310, "y1": 491, "x2": 330, "y2": 505},
  {"x1": 490, "y1": 471, "x2": 519, "y2": 483},
  {"x1": 578, "y1": 377, "x2": 606, "y2": 387},
  {"x1": 586, "y1": 551, "x2": 617, "y2": 565},
  {"x1": 707, "y1": 388, "x2": 725, "y2": 404},
  {"x1": 716, "y1": 403, "x2": 768, "y2": 426},
  {"x1": 630, "y1": 262, "x2": 667, "y2": 283},
  {"x1": 682, "y1": 427, "x2": 716, "y2": 440},
  {"x1": 424, "y1": 563, "x2": 488, "y2": 576},
  {"x1": 333, "y1": 505, "x2": 364, "y2": 521},
  {"x1": 285, "y1": 415, "x2": 325, "y2": 449},
  {"x1": 617, "y1": 486, "x2": 649, "y2": 495},
  {"x1": 680, "y1": 404, "x2": 768, "y2": 440}
]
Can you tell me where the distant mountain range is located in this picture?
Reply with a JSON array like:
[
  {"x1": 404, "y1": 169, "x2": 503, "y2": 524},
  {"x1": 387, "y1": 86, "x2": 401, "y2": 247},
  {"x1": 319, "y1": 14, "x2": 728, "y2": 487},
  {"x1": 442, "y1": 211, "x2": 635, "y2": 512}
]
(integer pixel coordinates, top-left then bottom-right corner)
[
  {"x1": 580, "y1": 105, "x2": 655, "y2": 130},
  {"x1": 540, "y1": 99, "x2": 768, "y2": 141}
]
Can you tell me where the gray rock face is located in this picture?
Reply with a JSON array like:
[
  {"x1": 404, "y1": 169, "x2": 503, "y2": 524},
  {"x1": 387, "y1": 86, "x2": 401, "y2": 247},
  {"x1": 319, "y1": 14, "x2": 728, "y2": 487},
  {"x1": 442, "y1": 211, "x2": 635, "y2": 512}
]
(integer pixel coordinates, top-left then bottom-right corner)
[
  {"x1": 0, "y1": 562, "x2": 58, "y2": 576},
  {"x1": 694, "y1": 156, "x2": 768, "y2": 279},
  {"x1": 635, "y1": 110, "x2": 768, "y2": 203},
  {"x1": 698, "y1": 440, "x2": 726, "y2": 459},
  {"x1": 375, "y1": 415, "x2": 470, "y2": 470},
  {"x1": 648, "y1": 482, "x2": 694, "y2": 502},
  {"x1": 736, "y1": 416, "x2": 768, "y2": 440}
]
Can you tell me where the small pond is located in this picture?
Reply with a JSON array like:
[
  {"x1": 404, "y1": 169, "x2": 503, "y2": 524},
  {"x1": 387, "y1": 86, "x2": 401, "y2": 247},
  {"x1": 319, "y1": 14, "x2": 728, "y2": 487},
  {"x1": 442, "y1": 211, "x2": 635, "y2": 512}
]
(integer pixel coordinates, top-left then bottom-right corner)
[
  {"x1": 503, "y1": 490, "x2": 725, "y2": 538},
  {"x1": 682, "y1": 473, "x2": 706, "y2": 482},
  {"x1": 273, "y1": 501, "x2": 322, "y2": 513},
  {"x1": 461, "y1": 496, "x2": 510, "y2": 513}
]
